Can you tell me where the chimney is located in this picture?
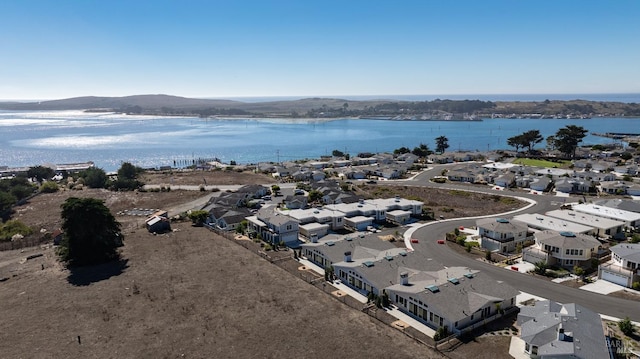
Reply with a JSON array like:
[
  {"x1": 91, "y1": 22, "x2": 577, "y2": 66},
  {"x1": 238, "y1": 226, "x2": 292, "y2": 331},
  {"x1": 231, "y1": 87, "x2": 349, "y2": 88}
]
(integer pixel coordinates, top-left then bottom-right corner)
[
  {"x1": 344, "y1": 251, "x2": 352, "y2": 262},
  {"x1": 311, "y1": 233, "x2": 318, "y2": 243},
  {"x1": 400, "y1": 272, "x2": 409, "y2": 286},
  {"x1": 557, "y1": 324, "x2": 565, "y2": 341}
]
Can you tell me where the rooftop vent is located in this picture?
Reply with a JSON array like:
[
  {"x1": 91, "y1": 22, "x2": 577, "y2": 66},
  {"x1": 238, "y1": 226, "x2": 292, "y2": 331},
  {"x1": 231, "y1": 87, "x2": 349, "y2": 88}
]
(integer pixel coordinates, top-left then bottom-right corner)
[
  {"x1": 384, "y1": 255, "x2": 393, "y2": 261},
  {"x1": 464, "y1": 273, "x2": 474, "y2": 279},
  {"x1": 426, "y1": 285, "x2": 439, "y2": 293},
  {"x1": 325, "y1": 241, "x2": 335, "y2": 246},
  {"x1": 399, "y1": 251, "x2": 407, "y2": 256},
  {"x1": 560, "y1": 231, "x2": 576, "y2": 237},
  {"x1": 496, "y1": 218, "x2": 509, "y2": 223},
  {"x1": 448, "y1": 278, "x2": 460, "y2": 285},
  {"x1": 363, "y1": 261, "x2": 374, "y2": 268}
]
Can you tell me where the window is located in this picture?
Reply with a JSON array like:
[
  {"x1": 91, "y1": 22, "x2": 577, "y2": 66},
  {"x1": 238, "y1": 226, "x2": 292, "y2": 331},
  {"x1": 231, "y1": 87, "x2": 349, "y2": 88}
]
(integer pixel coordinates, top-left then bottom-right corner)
[
  {"x1": 579, "y1": 249, "x2": 583, "y2": 256},
  {"x1": 566, "y1": 249, "x2": 570, "y2": 255}
]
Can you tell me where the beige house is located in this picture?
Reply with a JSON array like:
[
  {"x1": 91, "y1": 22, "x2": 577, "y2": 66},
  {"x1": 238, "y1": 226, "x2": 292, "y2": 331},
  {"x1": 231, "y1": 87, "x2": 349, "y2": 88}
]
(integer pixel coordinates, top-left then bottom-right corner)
[{"x1": 523, "y1": 231, "x2": 600, "y2": 269}]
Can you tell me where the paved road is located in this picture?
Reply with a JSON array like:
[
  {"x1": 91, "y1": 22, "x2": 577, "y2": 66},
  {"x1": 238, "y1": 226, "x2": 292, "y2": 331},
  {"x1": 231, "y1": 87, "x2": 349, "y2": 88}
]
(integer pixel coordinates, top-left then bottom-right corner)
[{"x1": 396, "y1": 164, "x2": 640, "y2": 321}]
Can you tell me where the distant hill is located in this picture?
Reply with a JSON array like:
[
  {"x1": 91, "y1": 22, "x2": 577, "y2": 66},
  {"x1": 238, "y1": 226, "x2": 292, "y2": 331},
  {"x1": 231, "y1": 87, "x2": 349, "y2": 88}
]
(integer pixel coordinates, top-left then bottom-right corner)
[
  {"x1": 1, "y1": 94, "x2": 639, "y2": 118},
  {"x1": 0, "y1": 94, "x2": 241, "y2": 111}
]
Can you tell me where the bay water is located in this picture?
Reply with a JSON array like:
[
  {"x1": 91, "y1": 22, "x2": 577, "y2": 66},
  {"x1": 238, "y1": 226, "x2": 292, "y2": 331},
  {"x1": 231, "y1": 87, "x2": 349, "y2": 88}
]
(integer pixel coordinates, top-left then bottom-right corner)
[{"x1": 1, "y1": 110, "x2": 638, "y2": 172}]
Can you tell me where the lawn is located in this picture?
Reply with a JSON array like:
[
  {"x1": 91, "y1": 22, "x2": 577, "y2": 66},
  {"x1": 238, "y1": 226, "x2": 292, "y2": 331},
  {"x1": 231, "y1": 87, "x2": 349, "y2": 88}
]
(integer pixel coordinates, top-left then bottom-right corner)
[{"x1": 512, "y1": 158, "x2": 570, "y2": 168}]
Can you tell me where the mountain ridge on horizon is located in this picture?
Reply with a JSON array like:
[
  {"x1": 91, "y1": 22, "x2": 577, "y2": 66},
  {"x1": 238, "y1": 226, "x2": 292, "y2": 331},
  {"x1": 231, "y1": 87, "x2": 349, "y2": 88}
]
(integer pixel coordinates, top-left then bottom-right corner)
[{"x1": 1, "y1": 93, "x2": 639, "y2": 117}]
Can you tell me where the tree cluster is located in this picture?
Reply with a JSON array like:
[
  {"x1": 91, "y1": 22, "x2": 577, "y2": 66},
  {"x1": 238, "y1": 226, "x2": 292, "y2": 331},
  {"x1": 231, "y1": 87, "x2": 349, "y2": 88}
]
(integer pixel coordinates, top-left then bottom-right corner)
[{"x1": 506, "y1": 130, "x2": 543, "y2": 153}]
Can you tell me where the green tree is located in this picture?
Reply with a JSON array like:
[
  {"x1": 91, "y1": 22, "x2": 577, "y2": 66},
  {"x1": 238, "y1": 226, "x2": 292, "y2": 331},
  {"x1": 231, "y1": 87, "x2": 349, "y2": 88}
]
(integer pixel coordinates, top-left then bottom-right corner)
[
  {"x1": 485, "y1": 249, "x2": 492, "y2": 261},
  {"x1": 507, "y1": 134, "x2": 526, "y2": 152},
  {"x1": 332, "y1": 149, "x2": 345, "y2": 157},
  {"x1": 81, "y1": 167, "x2": 108, "y2": 188},
  {"x1": 112, "y1": 162, "x2": 143, "y2": 191},
  {"x1": 58, "y1": 197, "x2": 123, "y2": 266},
  {"x1": 0, "y1": 191, "x2": 17, "y2": 222},
  {"x1": 27, "y1": 165, "x2": 55, "y2": 183},
  {"x1": 534, "y1": 261, "x2": 548, "y2": 275},
  {"x1": 271, "y1": 184, "x2": 281, "y2": 196},
  {"x1": 308, "y1": 189, "x2": 323, "y2": 203},
  {"x1": 393, "y1": 146, "x2": 411, "y2": 155},
  {"x1": 435, "y1": 136, "x2": 449, "y2": 154},
  {"x1": 236, "y1": 220, "x2": 248, "y2": 234},
  {"x1": 188, "y1": 210, "x2": 209, "y2": 227},
  {"x1": 522, "y1": 130, "x2": 544, "y2": 152},
  {"x1": 554, "y1": 125, "x2": 588, "y2": 158},
  {"x1": 573, "y1": 265, "x2": 584, "y2": 278},
  {"x1": 619, "y1": 317, "x2": 635, "y2": 337},
  {"x1": 412, "y1": 143, "x2": 432, "y2": 157},
  {"x1": 381, "y1": 290, "x2": 390, "y2": 307}
]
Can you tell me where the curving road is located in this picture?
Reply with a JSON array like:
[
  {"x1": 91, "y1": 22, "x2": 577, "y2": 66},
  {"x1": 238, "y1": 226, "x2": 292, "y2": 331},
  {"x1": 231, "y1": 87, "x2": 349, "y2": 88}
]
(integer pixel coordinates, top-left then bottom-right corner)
[{"x1": 395, "y1": 165, "x2": 640, "y2": 321}]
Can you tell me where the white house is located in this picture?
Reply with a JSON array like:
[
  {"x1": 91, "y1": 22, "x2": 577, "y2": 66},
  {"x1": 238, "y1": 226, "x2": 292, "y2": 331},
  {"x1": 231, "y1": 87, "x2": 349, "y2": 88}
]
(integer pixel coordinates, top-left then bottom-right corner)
[
  {"x1": 523, "y1": 230, "x2": 601, "y2": 269},
  {"x1": 598, "y1": 243, "x2": 640, "y2": 287},
  {"x1": 476, "y1": 217, "x2": 529, "y2": 253},
  {"x1": 247, "y1": 207, "x2": 300, "y2": 246}
]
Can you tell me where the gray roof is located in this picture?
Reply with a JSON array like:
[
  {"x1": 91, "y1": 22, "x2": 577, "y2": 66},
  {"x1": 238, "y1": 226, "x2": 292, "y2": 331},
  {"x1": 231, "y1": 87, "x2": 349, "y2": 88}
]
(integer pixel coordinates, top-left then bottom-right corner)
[
  {"x1": 301, "y1": 234, "x2": 397, "y2": 265},
  {"x1": 517, "y1": 300, "x2": 608, "y2": 359},
  {"x1": 610, "y1": 243, "x2": 640, "y2": 263},
  {"x1": 594, "y1": 198, "x2": 640, "y2": 214},
  {"x1": 534, "y1": 230, "x2": 601, "y2": 250},
  {"x1": 337, "y1": 250, "x2": 445, "y2": 291},
  {"x1": 476, "y1": 217, "x2": 528, "y2": 233},
  {"x1": 389, "y1": 270, "x2": 519, "y2": 323}
]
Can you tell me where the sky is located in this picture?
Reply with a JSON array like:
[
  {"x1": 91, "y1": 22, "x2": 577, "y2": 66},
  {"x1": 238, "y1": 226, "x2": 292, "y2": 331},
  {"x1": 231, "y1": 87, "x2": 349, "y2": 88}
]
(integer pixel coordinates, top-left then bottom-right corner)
[{"x1": 1, "y1": 0, "x2": 639, "y2": 100}]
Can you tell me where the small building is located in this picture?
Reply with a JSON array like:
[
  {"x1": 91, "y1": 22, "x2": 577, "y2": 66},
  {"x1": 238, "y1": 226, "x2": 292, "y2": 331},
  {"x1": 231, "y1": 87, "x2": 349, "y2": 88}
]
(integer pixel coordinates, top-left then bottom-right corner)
[
  {"x1": 146, "y1": 215, "x2": 171, "y2": 233},
  {"x1": 598, "y1": 243, "x2": 640, "y2": 287}
]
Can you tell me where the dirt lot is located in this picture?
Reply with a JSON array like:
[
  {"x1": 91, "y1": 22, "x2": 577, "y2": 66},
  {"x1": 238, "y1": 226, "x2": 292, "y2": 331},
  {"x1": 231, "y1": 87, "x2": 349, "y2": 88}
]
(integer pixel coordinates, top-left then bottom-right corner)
[{"x1": 0, "y1": 170, "x2": 522, "y2": 358}]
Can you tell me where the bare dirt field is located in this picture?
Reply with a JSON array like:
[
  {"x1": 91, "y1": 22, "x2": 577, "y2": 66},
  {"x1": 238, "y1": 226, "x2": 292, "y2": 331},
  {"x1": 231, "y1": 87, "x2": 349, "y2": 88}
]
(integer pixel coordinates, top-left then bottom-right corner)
[{"x1": 1, "y1": 170, "x2": 522, "y2": 358}]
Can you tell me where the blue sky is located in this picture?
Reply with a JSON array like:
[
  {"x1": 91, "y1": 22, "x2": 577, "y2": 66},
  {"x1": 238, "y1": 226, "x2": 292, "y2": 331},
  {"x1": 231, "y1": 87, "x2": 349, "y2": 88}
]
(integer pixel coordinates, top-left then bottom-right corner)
[{"x1": 1, "y1": 0, "x2": 639, "y2": 100}]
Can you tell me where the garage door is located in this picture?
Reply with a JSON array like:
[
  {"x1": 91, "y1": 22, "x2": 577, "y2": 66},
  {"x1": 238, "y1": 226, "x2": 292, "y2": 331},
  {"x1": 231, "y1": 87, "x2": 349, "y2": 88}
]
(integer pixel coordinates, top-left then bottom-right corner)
[{"x1": 601, "y1": 271, "x2": 629, "y2": 287}]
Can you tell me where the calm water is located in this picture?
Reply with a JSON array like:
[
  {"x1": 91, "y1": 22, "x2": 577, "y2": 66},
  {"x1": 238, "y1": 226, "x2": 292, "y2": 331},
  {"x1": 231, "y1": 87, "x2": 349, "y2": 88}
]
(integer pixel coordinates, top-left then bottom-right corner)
[{"x1": 1, "y1": 110, "x2": 639, "y2": 172}]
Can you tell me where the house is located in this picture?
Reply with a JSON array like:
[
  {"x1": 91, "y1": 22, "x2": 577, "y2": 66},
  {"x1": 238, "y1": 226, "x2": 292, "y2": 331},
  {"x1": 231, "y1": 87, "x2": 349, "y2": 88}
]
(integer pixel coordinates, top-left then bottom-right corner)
[
  {"x1": 284, "y1": 195, "x2": 308, "y2": 210},
  {"x1": 476, "y1": 217, "x2": 529, "y2": 253},
  {"x1": 285, "y1": 207, "x2": 345, "y2": 231},
  {"x1": 572, "y1": 203, "x2": 640, "y2": 228},
  {"x1": 207, "y1": 207, "x2": 251, "y2": 231},
  {"x1": 523, "y1": 230, "x2": 601, "y2": 269},
  {"x1": 529, "y1": 176, "x2": 551, "y2": 192},
  {"x1": 516, "y1": 300, "x2": 609, "y2": 359},
  {"x1": 303, "y1": 235, "x2": 519, "y2": 336},
  {"x1": 512, "y1": 213, "x2": 594, "y2": 234},
  {"x1": 600, "y1": 181, "x2": 630, "y2": 195},
  {"x1": 594, "y1": 198, "x2": 640, "y2": 214},
  {"x1": 300, "y1": 233, "x2": 397, "y2": 270},
  {"x1": 246, "y1": 206, "x2": 300, "y2": 246},
  {"x1": 236, "y1": 184, "x2": 269, "y2": 199},
  {"x1": 598, "y1": 243, "x2": 640, "y2": 287},
  {"x1": 546, "y1": 209, "x2": 625, "y2": 239},
  {"x1": 386, "y1": 267, "x2": 519, "y2": 335},
  {"x1": 494, "y1": 173, "x2": 515, "y2": 188},
  {"x1": 554, "y1": 178, "x2": 594, "y2": 194}
]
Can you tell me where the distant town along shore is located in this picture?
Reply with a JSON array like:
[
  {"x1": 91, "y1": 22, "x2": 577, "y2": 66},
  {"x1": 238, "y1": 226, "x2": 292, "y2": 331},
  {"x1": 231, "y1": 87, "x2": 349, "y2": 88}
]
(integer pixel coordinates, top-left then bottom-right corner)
[{"x1": 1, "y1": 94, "x2": 639, "y2": 119}]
